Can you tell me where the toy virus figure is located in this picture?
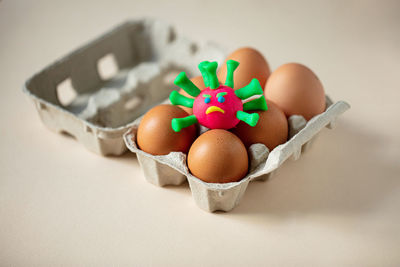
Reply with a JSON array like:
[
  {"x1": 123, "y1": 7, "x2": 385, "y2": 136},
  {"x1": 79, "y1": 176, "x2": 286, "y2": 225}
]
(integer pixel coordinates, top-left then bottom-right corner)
[{"x1": 169, "y1": 60, "x2": 268, "y2": 132}]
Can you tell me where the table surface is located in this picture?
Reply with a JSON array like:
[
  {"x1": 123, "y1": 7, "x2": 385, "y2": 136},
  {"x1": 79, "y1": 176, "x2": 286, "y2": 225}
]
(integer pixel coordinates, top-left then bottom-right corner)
[{"x1": 1, "y1": 0, "x2": 399, "y2": 266}]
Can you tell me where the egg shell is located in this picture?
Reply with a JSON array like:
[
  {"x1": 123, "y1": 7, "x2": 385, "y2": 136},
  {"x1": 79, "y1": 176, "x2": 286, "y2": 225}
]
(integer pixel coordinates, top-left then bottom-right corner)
[
  {"x1": 136, "y1": 104, "x2": 197, "y2": 155},
  {"x1": 178, "y1": 76, "x2": 206, "y2": 114},
  {"x1": 264, "y1": 63, "x2": 326, "y2": 120},
  {"x1": 217, "y1": 47, "x2": 270, "y2": 90},
  {"x1": 231, "y1": 100, "x2": 288, "y2": 150},
  {"x1": 187, "y1": 129, "x2": 248, "y2": 183}
]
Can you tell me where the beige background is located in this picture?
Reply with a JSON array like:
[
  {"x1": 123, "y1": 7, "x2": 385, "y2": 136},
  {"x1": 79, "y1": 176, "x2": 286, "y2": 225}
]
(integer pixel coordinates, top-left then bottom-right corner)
[{"x1": 1, "y1": 0, "x2": 400, "y2": 266}]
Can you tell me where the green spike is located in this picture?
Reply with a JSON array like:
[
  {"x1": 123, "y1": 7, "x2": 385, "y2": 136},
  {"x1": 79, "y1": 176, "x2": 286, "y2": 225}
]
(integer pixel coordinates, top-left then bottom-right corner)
[
  {"x1": 171, "y1": 115, "x2": 198, "y2": 132},
  {"x1": 169, "y1": 91, "x2": 194, "y2": 108},
  {"x1": 243, "y1": 96, "x2": 268, "y2": 111},
  {"x1": 174, "y1": 72, "x2": 201, "y2": 97},
  {"x1": 236, "y1": 110, "x2": 259, "y2": 127},
  {"x1": 224, "y1": 60, "x2": 239, "y2": 88},
  {"x1": 198, "y1": 61, "x2": 210, "y2": 87},
  {"x1": 234, "y1": 78, "x2": 263, "y2": 100},
  {"x1": 204, "y1": 61, "x2": 219, "y2": 89}
]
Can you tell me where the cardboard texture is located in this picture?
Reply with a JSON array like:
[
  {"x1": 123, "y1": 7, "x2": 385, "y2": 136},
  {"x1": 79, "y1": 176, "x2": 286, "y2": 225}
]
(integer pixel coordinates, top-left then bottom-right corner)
[
  {"x1": 23, "y1": 19, "x2": 225, "y2": 155},
  {"x1": 124, "y1": 96, "x2": 350, "y2": 212}
]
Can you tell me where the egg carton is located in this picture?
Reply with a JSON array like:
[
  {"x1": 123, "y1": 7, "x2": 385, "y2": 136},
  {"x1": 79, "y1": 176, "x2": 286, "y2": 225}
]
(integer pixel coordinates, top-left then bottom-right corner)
[
  {"x1": 23, "y1": 18, "x2": 225, "y2": 155},
  {"x1": 123, "y1": 96, "x2": 350, "y2": 212}
]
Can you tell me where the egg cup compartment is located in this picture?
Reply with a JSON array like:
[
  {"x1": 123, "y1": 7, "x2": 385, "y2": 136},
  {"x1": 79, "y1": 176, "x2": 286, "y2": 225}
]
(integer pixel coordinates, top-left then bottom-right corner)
[
  {"x1": 136, "y1": 152, "x2": 187, "y2": 187},
  {"x1": 124, "y1": 96, "x2": 350, "y2": 212},
  {"x1": 23, "y1": 18, "x2": 225, "y2": 155}
]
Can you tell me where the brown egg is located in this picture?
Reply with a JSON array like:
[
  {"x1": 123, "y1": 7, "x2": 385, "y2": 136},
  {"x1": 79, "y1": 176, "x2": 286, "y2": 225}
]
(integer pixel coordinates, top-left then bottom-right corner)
[
  {"x1": 178, "y1": 76, "x2": 206, "y2": 114},
  {"x1": 187, "y1": 129, "x2": 248, "y2": 183},
  {"x1": 136, "y1": 104, "x2": 196, "y2": 155},
  {"x1": 217, "y1": 47, "x2": 270, "y2": 90},
  {"x1": 264, "y1": 63, "x2": 326, "y2": 120},
  {"x1": 231, "y1": 100, "x2": 288, "y2": 151}
]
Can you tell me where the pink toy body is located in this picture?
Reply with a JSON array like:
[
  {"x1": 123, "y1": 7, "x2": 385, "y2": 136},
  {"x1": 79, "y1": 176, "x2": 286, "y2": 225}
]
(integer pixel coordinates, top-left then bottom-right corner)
[
  {"x1": 169, "y1": 60, "x2": 267, "y2": 133},
  {"x1": 193, "y1": 86, "x2": 243, "y2": 129}
]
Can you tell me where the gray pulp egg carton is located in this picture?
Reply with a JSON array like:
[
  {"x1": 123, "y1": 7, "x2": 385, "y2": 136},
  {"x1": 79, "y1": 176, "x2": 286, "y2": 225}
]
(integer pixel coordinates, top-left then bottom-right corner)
[
  {"x1": 123, "y1": 96, "x2": 350, "y2": 212},
  {"x1": 23, "y1": 19, "x2": 225, "y2": 155}
]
